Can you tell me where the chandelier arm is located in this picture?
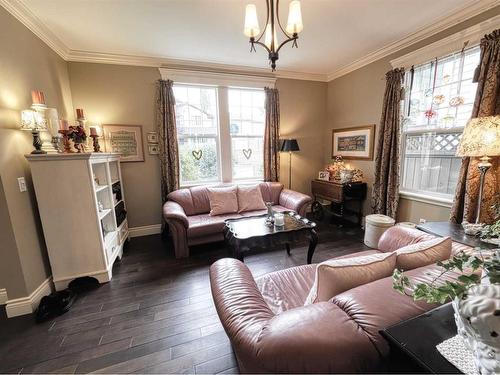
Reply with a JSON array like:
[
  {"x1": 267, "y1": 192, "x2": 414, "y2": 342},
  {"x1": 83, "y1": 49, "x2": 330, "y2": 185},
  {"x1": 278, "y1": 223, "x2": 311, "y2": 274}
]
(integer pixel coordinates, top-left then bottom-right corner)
[
  {"x1": 253, "y1": 40, "x2": 272, "y2": 54},
  {"x1": 275, "y1": 0, "x2": 293, "y2": 39},
  {"x1": 270, "y1": 0, "x2": 275, "y2": 52},
  {"x1": 275, "y1": 36, "x2": 298, "y2": 54},
  {"x1": 255, "y1": 0, "x2": 271, "y2": 43}
]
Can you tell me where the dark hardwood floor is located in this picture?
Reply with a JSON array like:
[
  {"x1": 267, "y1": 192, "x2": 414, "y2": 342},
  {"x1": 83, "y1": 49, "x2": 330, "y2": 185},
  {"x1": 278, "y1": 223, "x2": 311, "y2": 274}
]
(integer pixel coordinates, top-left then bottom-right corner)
[{"x1": 0, "y1": 218, "x2": 369, "y2": 374}]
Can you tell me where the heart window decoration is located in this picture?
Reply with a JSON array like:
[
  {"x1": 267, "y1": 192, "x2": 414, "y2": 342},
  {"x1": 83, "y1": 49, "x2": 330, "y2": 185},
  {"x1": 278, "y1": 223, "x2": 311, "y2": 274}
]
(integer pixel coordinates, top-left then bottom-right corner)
[
  {"x1": 242, "y1": 149, "x2": 252, "y2": 159},
  {"x1": 192, "y1": 150, "x2": 203, "y2": 160}
]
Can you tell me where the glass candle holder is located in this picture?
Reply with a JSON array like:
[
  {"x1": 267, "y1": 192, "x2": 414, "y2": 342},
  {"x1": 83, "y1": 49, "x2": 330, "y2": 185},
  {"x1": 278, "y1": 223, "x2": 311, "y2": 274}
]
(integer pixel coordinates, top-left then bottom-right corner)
[{"x1": 274, "y1": 213, "x2": 285, "y2": 227}]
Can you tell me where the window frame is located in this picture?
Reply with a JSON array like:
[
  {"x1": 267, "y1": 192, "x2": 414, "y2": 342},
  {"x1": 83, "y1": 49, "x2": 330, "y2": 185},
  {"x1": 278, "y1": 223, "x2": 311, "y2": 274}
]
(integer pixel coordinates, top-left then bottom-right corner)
[
  {"x1": 173, "y1": 83, "x2": 267, "y2": 187},
  {"x1": 398, "y1": 45, "x2": 480, "y2": 206}
]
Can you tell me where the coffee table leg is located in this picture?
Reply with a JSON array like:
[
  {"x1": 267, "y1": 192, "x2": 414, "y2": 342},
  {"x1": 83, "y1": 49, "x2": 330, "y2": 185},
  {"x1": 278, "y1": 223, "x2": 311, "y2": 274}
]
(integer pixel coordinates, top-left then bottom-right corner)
[
  {"x1": 307, "y1": 229, "x2": 318, "y2": 264},
  {"x1": 285, "y1": 243, "x2": 291, "y2": 255}
]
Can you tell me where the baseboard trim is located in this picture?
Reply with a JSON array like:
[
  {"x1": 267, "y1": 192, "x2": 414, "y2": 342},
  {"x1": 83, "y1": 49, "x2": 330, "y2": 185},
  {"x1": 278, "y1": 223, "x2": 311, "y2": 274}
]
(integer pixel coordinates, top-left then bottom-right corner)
[
  {"x1": 0, "y1": 289, "x2": 8, "y2": 305},
  {"x1": 129, "y1": 224, "x2": 162, "y2": 238},
  {"x1": 5, "y1": 277, "x2": 53, "y2": 318}
]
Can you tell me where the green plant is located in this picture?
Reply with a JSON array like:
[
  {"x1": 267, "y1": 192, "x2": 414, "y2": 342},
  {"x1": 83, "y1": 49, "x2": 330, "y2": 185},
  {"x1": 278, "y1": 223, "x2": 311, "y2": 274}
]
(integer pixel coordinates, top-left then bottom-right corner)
[
  {"x1": 480, "y1": 201, "x2": 500, "y2": 239},
  {"x1": 393, "y1": 250, "x2": 500, "y2": 304}
]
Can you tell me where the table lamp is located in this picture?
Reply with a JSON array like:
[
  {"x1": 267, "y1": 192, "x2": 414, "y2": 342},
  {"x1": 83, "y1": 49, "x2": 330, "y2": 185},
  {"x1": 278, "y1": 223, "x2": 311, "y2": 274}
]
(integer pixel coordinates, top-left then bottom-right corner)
[
  {"x1": 21, "y1": 109, "x2": 48, "y2": 154},
  {"x1": 456, "y1": 115, "x2": 500, "y2": 225},
  {"x1": 280, "y1": 139, "x2": 300, "y2": 189}
]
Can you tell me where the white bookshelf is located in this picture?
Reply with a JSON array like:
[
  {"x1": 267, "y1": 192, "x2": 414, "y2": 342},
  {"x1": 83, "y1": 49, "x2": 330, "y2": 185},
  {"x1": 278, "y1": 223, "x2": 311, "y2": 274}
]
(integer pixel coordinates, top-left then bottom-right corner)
[{"x1": 26, "y1": 153, "x2": 129, "y2": 291}]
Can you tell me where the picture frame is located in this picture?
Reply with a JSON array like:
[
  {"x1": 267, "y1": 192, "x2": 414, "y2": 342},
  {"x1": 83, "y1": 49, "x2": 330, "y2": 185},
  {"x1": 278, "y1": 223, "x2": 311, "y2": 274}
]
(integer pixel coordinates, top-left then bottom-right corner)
[
  {"x1": 148, "y1": 144, "x2": 159, "y2": 155},
  {"x1": 147, "y1": 132, "x2": 159, "y2": 144},
  {"x1": 102, "y1": 124, "x2": 145, "y2": 162},
  {"x1": 318, "y1": 171, "x2": 330, "y2": 181},
  {"x1": 332, "y1": 124, "x2": 375, "y2": 160}
]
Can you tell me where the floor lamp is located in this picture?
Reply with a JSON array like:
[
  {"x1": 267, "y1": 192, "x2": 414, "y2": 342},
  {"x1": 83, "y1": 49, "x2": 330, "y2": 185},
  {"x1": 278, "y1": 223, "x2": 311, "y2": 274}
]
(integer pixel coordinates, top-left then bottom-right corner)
[
  {"x1": 456, "y1": 116, "x2": 499, "y2": 231},
  {"x1": 280, "y1": 139, "x2": 300, "y2": 189}
]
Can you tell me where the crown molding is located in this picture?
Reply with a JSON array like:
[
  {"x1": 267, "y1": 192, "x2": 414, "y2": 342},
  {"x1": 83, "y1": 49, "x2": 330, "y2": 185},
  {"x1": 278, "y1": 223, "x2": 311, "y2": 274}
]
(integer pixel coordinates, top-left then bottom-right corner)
[
  {"x1": 67, "y1": 50, "x2": 328, "y2": 82},
  {"x1": 0, "y1": 0, "x2": 69, "y2": 59},
  {"x1": 326, "y1": 0, "x2": 499, "y2": 81},
  {"x1": 2, "y1": 0, "x2": 497, "y2": 83},
  {"x1": 390, "y1": 14, "x2": 500, "y2": 69}
]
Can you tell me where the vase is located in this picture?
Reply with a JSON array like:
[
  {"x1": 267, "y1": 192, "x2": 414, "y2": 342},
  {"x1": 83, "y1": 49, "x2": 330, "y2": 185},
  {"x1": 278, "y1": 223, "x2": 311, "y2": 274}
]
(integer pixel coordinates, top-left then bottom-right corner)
[{"x1": 452, "y1": 284, "x2": 500, "y2": 374}]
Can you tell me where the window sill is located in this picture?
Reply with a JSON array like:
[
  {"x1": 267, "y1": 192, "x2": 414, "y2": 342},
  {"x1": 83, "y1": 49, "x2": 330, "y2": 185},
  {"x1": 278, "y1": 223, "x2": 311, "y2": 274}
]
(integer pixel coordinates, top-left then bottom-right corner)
[
  {"x1": 180, "y1": 179, "x2": 264, "y2": 189},
  {"x1": 399, "y1": 191, "x2": 453, "y2": 208}
]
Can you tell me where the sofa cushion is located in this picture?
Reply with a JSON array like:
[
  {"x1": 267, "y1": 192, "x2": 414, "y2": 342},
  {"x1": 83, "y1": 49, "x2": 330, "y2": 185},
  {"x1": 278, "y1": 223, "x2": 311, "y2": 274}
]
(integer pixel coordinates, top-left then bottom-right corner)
[
  {"x1": 305, "y1": 252, "x2": 396, "y2": 304},
  {"x1": 256, "y1": 264, "x2": 317, "y2": 314},
  {"x1": 207, "y1": 186, "x2": 239, "y2": 216},
  {"x1": 237, "y1": 185, "x2": 266, "y2": 213},
  {"x1": 395, "y1": 237, "x2": 452, "y2": 270},
  {"x1": 187, "y1": 213, "x2": 242, "y2": 238}
]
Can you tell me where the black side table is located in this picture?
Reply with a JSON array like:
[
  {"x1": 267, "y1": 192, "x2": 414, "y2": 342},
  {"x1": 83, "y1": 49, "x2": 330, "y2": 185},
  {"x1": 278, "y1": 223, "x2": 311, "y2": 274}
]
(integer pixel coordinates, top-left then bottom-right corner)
[{"x1": 381, "y1": 303, "x2": 461, "y2": 373}]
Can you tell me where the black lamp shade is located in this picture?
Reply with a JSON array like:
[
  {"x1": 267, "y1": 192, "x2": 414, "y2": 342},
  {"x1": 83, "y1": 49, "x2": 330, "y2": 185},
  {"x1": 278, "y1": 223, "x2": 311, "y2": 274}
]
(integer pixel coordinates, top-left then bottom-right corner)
[{"x1": 280, "y1": 139, "x2": 300, "y2": 152}]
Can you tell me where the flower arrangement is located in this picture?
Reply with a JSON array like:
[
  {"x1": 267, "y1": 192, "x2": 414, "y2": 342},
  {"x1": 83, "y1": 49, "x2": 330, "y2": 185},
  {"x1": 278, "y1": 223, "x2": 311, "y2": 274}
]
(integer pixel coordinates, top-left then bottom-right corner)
[
  {"x1": 326, "y1": 156, "x2": 363, "y2": 183},
  {"x1": 67, "y1": 125, "x2": 87, "y2": 152}
]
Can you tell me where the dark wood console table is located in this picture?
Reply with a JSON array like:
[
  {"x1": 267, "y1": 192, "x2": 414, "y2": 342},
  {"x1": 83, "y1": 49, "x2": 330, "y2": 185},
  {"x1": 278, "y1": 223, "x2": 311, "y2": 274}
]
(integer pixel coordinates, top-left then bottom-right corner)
[
  {"x1": 416, "y1": 221, "x2": 497, "y2": 249},
  {"x1": 311, "y1": 179, "x2": 367, "y2": 226}
]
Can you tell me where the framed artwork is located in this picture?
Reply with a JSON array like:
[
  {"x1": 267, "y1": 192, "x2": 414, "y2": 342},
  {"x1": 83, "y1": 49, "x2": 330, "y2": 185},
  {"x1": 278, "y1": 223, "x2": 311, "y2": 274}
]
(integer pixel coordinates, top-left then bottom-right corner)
[
  {"x1": 332, "y1": 124, "x2": 375, "y2": 160},
  {"x1": 102, "y1": 124, "x2": 144, "y2": 162},
  {"x1": 147, "y1": 132, "x2": 158, "y2": 144},
  {"x1": 318, "y1": 171, "x2": 330, "y2": 181},
  {"x1": 148, "y1": 144, "x2": 159, "y2": 155}
]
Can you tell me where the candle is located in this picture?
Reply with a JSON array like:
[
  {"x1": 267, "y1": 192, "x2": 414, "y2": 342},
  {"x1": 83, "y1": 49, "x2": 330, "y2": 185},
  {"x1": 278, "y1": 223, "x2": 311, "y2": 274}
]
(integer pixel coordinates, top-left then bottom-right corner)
[
  {"x1": 59, "y1": 119, "x2": 69, "y2": 130},
  {"x1": 90, "y1": 127, "x2": 97, "y2": 136},
  {"x1": 274, "y1": 213, "x2": 285, "y2": 227},
  {"x1": 31, "y1": 90, "x2": 45, "y2": 105},
  {"x1": 76, "y1": 108, "x2": 85, "y2": 120}
]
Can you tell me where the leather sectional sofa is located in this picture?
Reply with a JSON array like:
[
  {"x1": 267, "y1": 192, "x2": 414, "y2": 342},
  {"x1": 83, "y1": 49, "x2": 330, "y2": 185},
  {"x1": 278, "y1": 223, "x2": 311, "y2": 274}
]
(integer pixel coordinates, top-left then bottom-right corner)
[
  {"x1": 210, "y1": 226, "x2": 471, "y2": 373},
  {"x1": 163, "y1": 182, "x2": 312, "y2": 258}
]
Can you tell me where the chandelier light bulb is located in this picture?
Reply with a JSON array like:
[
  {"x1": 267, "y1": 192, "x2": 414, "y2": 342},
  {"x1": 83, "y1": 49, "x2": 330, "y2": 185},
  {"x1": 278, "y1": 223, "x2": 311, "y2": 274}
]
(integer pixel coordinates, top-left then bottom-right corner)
[
  {"x1": 244, "y1": 4, "x2": 260, "y2": 38},
  {"x1": 286, "y1": 0, "x2": 303, "y2": 34}
]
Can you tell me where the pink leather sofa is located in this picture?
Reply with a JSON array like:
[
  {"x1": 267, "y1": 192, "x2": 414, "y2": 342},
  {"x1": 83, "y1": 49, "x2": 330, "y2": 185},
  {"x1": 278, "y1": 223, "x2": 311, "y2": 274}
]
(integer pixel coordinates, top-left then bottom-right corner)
[
  {"x1": 163, "y1": 182, "x2": 312, "y2": 258},
  {"x1": 210, "y1": 226, "x2": 472, "y2": 373}
]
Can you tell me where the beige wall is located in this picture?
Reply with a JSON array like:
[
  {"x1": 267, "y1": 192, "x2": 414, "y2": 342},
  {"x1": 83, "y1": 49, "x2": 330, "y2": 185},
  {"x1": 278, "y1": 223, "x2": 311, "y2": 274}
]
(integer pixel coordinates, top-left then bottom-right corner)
[
  {"x1": 325, "y1": 6, "x2": 500, "y2": 223},
  {"x1": 68, "y1": 63, "x2": 162, "y2": 228},
  {"x1": 67, "y1": 66, "x2": 327, "y2": 227},
  {"x1": 0, "y1": 6, "x2": 73, "y2": 298},
  {"x1": 276, "y1": 79, "x2": 327, "y2": 196}
]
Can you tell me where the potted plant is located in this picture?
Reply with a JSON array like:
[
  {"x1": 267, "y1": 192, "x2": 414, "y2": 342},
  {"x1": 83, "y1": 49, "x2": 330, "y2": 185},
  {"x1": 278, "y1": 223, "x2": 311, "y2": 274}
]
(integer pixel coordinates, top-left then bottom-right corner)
[
  {"x1": 480, "y1": 202, "x2": 500, "y2": 246},
  {"x1": 67, "y1": 125, "x2": 87, "y2": 153},
  {"x1": 393, "y1": 250, "x2": 499, "y2": 374}
]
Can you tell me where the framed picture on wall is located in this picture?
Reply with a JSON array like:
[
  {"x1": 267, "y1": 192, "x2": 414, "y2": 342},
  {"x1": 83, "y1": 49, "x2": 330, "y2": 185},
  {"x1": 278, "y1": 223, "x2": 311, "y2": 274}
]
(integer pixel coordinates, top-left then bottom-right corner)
[
  {"x1": 332, "y1": 124, "x2": 375, "y2": 160},
  {"x1": 102, "y1": 124, "x2": 145, "y2": 162}
]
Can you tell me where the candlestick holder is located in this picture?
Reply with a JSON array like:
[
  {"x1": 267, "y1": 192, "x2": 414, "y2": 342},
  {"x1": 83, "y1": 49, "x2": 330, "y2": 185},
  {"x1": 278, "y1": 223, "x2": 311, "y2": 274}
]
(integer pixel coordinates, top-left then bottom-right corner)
[
  {"x1": 58, "y1": 129, "x2": 73, "y2": 153},
  {"x1": 90, "y1": 134, "x2": 101, "y2": 152}
]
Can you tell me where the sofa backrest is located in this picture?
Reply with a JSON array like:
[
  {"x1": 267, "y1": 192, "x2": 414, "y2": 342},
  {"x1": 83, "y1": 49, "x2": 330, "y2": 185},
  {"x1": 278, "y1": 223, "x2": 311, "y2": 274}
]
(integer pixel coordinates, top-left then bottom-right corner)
[{"x1": 167, "y1": 182, "x2": 283, "y2": 216}]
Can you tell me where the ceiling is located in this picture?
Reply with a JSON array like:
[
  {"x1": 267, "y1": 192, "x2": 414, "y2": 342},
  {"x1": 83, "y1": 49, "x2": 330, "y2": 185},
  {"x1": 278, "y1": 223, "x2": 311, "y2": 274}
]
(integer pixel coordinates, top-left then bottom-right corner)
[{"x1": 5, "y1": 0, "x2": 498, "y2": 79}]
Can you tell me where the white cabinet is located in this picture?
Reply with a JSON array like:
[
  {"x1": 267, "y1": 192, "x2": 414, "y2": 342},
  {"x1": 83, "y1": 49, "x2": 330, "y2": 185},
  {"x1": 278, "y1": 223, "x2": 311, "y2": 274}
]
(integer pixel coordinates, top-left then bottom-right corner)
[{"x1": 26, "y1": 153, "x2": 129, "y2": 290}]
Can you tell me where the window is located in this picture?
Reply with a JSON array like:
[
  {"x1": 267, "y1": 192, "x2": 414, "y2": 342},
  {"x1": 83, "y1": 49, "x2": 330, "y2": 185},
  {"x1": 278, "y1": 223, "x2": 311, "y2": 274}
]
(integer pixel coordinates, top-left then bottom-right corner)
[
  {"x1": 173, "y1": 84, "x2": 265, "y2": 186},
  {"x1": 228, "y1": 89, "x2": 265, "y2": 180},
  {"x1": 400, "y1": 45, "x2": 480, "y2": 200}
]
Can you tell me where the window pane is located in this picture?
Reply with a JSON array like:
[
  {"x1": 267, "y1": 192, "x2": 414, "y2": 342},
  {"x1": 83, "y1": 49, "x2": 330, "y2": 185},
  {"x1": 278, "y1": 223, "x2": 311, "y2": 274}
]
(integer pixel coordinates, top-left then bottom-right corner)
[
  {"x1": 401, "y1": 46, "x2": 480, "y2": 198},
  {"x1": 178, "y1": 137, "x2": 219, "y2": 184},
  {"x1": 229, "y1": 88, "x2": 265, "y2": 179},
  {"x1": 173, "y1": 84, "x2": 220, "y2": 185}
]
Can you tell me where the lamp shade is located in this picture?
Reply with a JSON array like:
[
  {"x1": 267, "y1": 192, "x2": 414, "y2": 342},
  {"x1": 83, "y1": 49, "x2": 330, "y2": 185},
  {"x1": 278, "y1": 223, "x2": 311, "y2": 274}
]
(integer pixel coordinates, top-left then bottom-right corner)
[
  {"x1": 244, "y1": 4, "x2": 260, "y2": 38},
  {"x1": 280, "y1": 139, "x2": 300, "y2": 152},
  {"x1": 456, "y1": 116, "x2": 500, "y2": 157},
  {"x1": 286, "y1": 0, "x2": 303, "y2": 34},
  {"x1": 20, "y1": 109, "x2": 47, "y2": 131}
]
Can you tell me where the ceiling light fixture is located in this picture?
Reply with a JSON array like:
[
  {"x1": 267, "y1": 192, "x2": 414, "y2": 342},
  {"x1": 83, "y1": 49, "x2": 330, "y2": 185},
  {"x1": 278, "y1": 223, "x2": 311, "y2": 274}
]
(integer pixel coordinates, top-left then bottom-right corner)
[{"x1": 244, "y1": 0, "x2": 303, "y2": 71}]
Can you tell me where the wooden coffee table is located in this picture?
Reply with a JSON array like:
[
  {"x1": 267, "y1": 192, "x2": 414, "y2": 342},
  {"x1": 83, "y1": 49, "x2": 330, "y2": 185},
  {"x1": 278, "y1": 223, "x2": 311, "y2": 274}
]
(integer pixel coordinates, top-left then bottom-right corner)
[{"x1": 223, "y1": 212, "x2": 318, "y2": 263}]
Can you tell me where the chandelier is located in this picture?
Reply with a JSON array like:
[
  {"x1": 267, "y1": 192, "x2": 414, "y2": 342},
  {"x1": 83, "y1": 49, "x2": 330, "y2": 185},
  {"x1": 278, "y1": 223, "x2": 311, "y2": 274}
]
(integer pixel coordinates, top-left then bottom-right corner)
[{"x1": 244, "y1": 0, "x2": 303, "y2": 71}]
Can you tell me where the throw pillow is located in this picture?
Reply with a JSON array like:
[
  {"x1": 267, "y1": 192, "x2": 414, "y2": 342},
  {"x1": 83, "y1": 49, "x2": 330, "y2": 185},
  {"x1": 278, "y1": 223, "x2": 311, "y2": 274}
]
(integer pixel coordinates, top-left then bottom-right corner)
[
  {"x1": 207, "y1": 186, "x2": 238, "y2": 216},
  {"x1": 395, "y1": 236, "x2": 452, "y2": 271},
  {"x1": 237, "y1": 185, "x2": 266, "y2": 213},
  {"x1": 304, "y1": 252, "x2": 397, "y2": 305}
]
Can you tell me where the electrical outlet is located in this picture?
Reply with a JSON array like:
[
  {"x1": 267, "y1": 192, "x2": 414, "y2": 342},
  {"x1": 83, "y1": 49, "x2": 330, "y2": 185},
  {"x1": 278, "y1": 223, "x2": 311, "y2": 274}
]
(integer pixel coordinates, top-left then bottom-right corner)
[
  {"x1": 17, "y1": 177, "x2": 27, "y2": 192},
  {"x1": 419, "y1": 218, "x2": 427, "y2": 224}
]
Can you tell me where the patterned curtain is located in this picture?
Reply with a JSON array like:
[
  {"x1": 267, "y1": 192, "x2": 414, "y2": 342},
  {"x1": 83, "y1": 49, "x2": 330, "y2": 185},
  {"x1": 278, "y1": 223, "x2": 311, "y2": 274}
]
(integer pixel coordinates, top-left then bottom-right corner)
[
  {"x1": 264, "y1": 87, "x2": 280, "y2": 182},
  {"x1": 450, "y1": 29, "x2": 500, "y2": 224},
  {"x1": 372, "y1": 68, "x2": 405, "y2": 218},
  {"x1": 157, "y1": 79, "x2": 180, "y2": 203}
]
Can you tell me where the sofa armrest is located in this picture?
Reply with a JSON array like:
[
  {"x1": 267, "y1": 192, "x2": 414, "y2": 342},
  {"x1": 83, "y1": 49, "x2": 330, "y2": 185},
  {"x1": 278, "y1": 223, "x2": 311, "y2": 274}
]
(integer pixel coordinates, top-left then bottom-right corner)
[
  {"x1": 209, "y1": 258, "x2": 379, "y2": 373},
  {"x1": 163, "y1": 201, "x2": 189, "y2": 228},
  {"x1": 279, "y1": 189, "x2": 312, "y2": 216}
]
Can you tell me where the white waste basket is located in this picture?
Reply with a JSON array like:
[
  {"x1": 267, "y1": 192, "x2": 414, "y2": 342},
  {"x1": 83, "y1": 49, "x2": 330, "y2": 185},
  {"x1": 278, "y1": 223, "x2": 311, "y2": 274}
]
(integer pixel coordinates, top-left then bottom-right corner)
[{"x1": 364, "y1": 214, "x2": 395, "y2": 248}]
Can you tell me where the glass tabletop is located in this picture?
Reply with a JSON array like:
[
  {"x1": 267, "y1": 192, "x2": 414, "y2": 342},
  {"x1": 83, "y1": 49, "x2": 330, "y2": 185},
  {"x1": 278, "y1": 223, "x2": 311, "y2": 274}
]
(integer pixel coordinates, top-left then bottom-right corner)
[{"x1": 225, "y1": 212, "x2": 316, "y2": 240}]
